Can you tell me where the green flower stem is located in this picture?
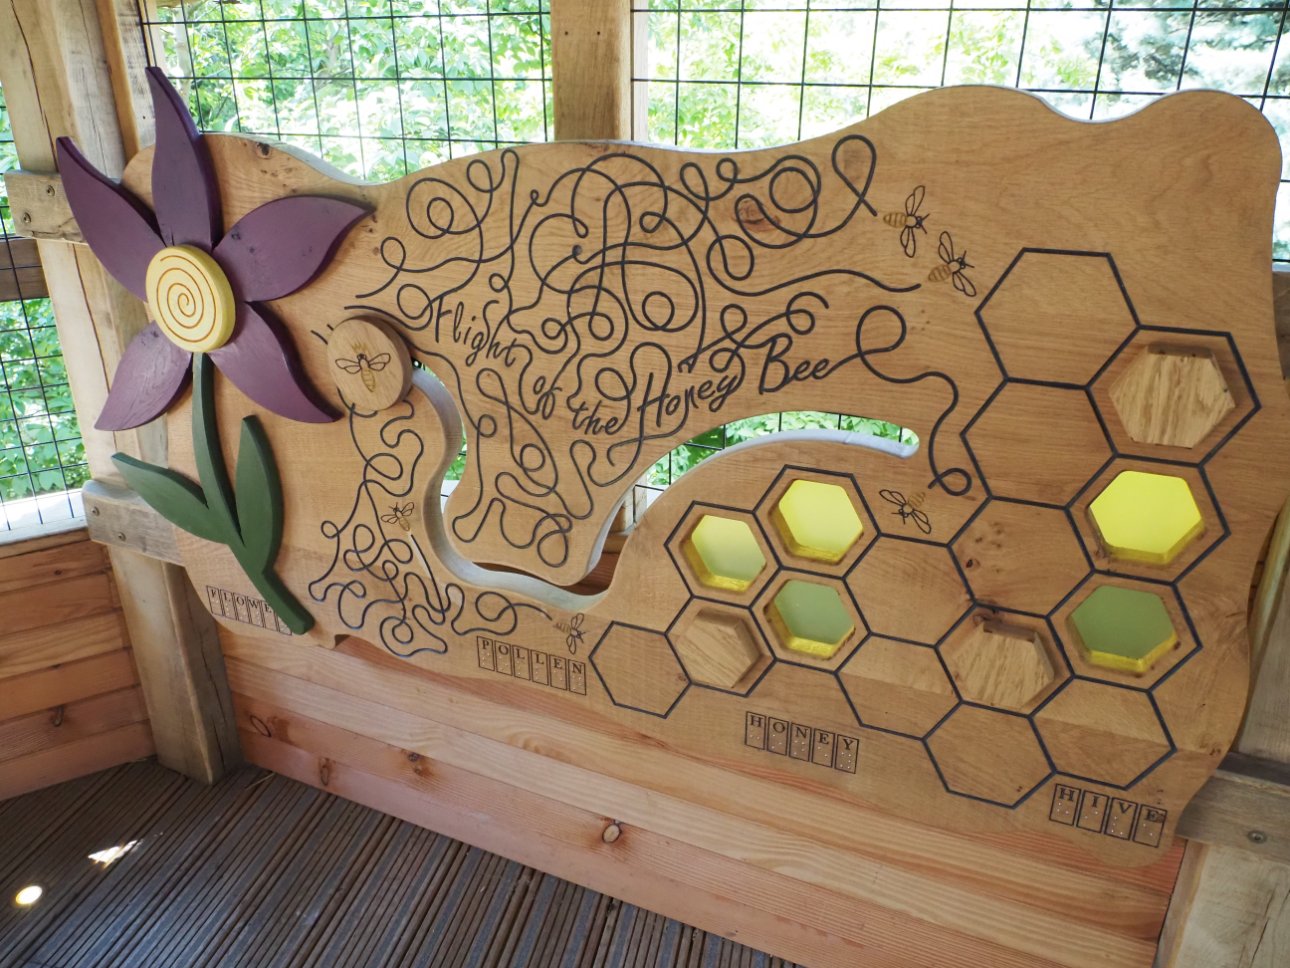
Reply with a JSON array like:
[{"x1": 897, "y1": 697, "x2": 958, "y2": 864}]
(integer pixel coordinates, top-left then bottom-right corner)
[
  {"x1": 191, "y1": 354, "x2": 239, "y2": 543},
  {"x1": 186, "y1": 353, "x2": 313, "y2": 635}
]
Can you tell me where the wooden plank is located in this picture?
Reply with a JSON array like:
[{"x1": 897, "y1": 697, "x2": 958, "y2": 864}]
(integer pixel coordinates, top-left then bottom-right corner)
[
  {"x1": 238, "y1": 723, "x2": 1007, "y2": 968},
  {"x1": 1272, "y1": 268, "x2": 1290, "y2": 378},
  {"x1": 0, "y1": 171, "x2": 80, "y2": 243},
  {"x1": 1178, "y1": 755, "x2": 1290, "y2": 866},
  {"x1": 550, "y1": 0, "x2": 632, "y2": 140},
  {"x1": 0, "y1": 235, "x2": 48, "y2": 299},
  {"x1": 93, "y1": 0, "x2": 153, "y2": 159},
  {"x1": 226, "y1": 662, "x2": 1174, "y2": 967},
  {"x1": 0, "y1": 570, "x2": 118, "y2": 635},
  {"x1": 223, "y1": 632, "x2": 1181, "y2": 899},
  {"x1": 1157, "y1": 844, "x2": 1290, "y2": 968},
  {"x1": 0, "y1": 686, "x2": 148, "y2": 762},
  {"x1": 0, "y1": 522, "x2": 87, "y2": 558},
  {"x1": 0, "y1": 0, "x2": 239, "y2": 783},
  {"x1": 1157, "y1": 286, "x2": 1290, "y2": 966},
  {"x1": 82, "y1": 478, "x2": 182, "y2": 564},
  {"x1": 0, "y1": 532, "x2": 107, "y2": 593},
  {"x1": 0, "y1": 648, "x2": 140, "y2": 720},
  {"x1": 0, "y1": 610, "x2": 127, "y2": 680},
  {"x1": 109, "y1": 550, "x2": 239, "y2": 783},
  {"x1": 0, "y1": 721, "x2": 153, "y2": 800}
]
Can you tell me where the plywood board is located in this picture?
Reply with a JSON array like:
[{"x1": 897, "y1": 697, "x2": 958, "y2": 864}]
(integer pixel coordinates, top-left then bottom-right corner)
[{"x1": 98, "y1": 87, "x2": 1289, "y2": 864}]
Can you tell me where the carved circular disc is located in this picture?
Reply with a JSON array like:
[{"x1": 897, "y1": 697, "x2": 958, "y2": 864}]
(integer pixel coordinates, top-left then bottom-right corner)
[
  {"x1": 327, "y1": 316, "x2": 414, "y2": 411},
  {"x1": 145, "y1": 244, "x2": 237, "y2": 352}
]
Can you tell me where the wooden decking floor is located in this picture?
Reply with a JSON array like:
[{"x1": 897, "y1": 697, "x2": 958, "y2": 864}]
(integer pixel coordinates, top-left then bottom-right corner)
[{"x1": 0, "y1": 761, "x2": 799, "y2": 968}]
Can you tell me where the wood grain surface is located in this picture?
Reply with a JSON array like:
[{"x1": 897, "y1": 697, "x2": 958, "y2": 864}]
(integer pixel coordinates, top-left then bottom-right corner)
[{"x1": 106, "y1": 87, "x2": 1290, "y2": 867}]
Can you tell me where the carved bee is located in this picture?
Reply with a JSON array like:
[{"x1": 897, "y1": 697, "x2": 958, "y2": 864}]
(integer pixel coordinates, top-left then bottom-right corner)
[
  {"x1": 882, "y1": 185, "x2": 928, "y2": 257},
  {"x1": 381, "y1": 501, "x2": 416, "y2": 532},
  {"x1": 928, "y1": 230, "x2": 976, "y2": 297},
  {"x1": 879, "y1": 488, "x2": 932, "y2": 535},
  {"x1": 335, "y1": 346, "x2": 392, "y2": 393},
  {"x1": 555, "y1": 612, "x2": 586, "y2": 655}
]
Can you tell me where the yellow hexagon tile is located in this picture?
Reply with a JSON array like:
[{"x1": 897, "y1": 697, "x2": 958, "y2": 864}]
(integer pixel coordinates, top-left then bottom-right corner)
[
  {"x1": 682, "y1": 514, "x2": 767, "y2": 593},
  {"x1": 771, "y1": 479, "x2": 863, "y2": 564},
  {"x1": 1089, "y1": 470, "x2": 1204, "y2": 565}
]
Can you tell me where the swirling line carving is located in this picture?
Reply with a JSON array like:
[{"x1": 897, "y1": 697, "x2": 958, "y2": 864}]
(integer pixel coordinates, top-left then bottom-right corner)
[{"x1": 351, "y1": 135, "x2": 972, "y2": 573}]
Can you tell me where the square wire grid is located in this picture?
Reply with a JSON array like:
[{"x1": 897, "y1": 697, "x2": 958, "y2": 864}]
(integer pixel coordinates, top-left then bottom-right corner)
[
  {"x1": 628, "y1": 0, "x2": 1290, "y2": 487},
  {"x1": 0, "y1": 82, "x2": 86, "y2": 534},
  {"x1": 631, "y1": 1, "x2": 1290, "y2": 262},
  {"x1": 138, "y1": 0, "x2": 553, "y2": 181}
]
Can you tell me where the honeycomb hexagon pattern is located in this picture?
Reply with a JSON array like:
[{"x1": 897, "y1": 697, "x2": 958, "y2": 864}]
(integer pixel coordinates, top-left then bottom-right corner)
[
  {"x1": 965, "y1": 384, "x2": 1111, "y2": 504},
  {"x1": 669, "y1": 602, "x2": 772, "y2": 693},
  {"x1": 1035, "y1": 680, "x2": 1172, "y2": 788},
  {"x1": 1068, "y1": 585, "x2": 1178, "y2": 675},
  {"x1": 976, "y1": 250, "x2": 1137, "y2": 385},
  {"x1": 927, "y1": 706, "x2": 1052, "y2": 807},
  {"x1": 1089, "y1": 470, "x2": 1205, "y2": 565},
  {"x1": 942, "y1": 615, "x2": 1062, "y2": 712},
  {"x1": 839, "y1": 638, "x2": 957, "y2": 737},
  {"x1": 953, "y1": 500, "x2": 1090, "y2": 615},
  {"x1": 848, "y1": 539, "x2": 971, "y2": 644},
  {"x1": 765, "y1": 578, "x2": 857, "y2": 660},
  {"x1": 1110, "y1": 346, "x2": 1234, "y2": 449},
  {"x1": 770, "y1": 479, "x2": 864, "y2": 564},
  {"x1": 591, "y1": 623, "x2": 689, "y2": 717},
  {"x1": 682, "y1": 514, "x2": 768, "y2": 593}
]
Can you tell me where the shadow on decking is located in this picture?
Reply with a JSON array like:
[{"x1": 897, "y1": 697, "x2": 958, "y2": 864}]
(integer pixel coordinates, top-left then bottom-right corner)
[{"x1": 0, "y1": 761, "x2": 797, "y2": 968}]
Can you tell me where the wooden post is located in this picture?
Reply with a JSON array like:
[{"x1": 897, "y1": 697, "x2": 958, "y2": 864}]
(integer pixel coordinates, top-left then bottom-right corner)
[
  {"x1": 1154, "y1": 513, "x2": 1290, "y2": 961},
  {"x1": 550, "y1": 0, "x2": 633, "y2": 141},
  {"x1": 0, "y1": 0, "x2": 238, "y2": 783}
]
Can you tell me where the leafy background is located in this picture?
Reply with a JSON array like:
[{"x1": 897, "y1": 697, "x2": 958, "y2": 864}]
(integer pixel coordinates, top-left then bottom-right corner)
[
  {"x1": 0, "y1": 83, "x2": 87, "y2": 528},
  {"x1": 3, "y1": 0, "x2": 1289, "y2": 525}
]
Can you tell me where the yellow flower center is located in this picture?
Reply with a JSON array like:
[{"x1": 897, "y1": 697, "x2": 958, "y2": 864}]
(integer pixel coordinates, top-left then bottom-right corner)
[{"x1": 145, "y1": 245, "x2": 236, "y2": 353}]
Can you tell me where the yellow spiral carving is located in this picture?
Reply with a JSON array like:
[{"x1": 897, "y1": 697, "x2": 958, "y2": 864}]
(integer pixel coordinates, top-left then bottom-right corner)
[{"x1": 145, "y1": 245, "x2": 236, "y2": 353}]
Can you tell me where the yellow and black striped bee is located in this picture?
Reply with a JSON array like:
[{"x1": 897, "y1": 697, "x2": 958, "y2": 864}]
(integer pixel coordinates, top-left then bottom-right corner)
[
  {"x1": 882, "y1": 185, "x2": 928, "y2": 258},
  {"x1": 928, "y1": 231, "x2": 975, "y2": 297}
]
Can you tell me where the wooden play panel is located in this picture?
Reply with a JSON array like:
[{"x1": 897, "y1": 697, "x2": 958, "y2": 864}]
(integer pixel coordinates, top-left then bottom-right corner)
[{"x1": 98, "y1": 86, "x2": 1289, "y2": 866}]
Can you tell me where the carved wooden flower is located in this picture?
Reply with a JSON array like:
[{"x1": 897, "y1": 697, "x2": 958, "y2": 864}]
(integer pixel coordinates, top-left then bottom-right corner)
[{"x1": 56, "y1": 67, "x2": 366, "y2": 430}]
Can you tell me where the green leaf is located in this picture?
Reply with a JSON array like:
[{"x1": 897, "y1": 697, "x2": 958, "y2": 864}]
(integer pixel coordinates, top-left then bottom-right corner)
[
  {"x1": 113, "y1": 454, "x2": 226, "y2": 545},
  {"x1": 233, "y1": 416, "x2": 283, "y2": 575}
]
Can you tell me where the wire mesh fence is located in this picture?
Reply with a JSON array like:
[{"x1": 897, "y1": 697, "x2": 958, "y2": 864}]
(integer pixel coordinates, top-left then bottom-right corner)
[
  {"x1": 65, "y1": 1, "x2": 1290, "y2": 512},
  {"x1": 0, "y1": 83, "x2": 86, "y2": 535},
  {"x1": 139, "y1": 0, "x2": 553, "y2": 180},
  {"x1": 631, "y1": 1, "x2": 1290, "y2": 261}
]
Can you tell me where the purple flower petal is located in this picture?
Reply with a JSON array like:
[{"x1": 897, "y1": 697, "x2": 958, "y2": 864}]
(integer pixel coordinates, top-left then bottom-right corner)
[
  {"x1": 56, "y1": 138, "x2": 163, "y2": 301},
  {"x1": 210, "y1": 303, "x2": 337, "y2": 423},
  {"x1": 96, "y1": 323, "x2": 192, "y2": 430},
  {"x1": 147, "y1": 67, "x2": 221, "y2": 249},
  {"x1": 214, "y1": 195, "x2": 367, "y2": 302}
]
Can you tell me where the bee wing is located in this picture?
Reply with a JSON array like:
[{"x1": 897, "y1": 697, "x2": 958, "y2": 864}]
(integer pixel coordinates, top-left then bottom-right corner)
[
  {"x1": 913, "y1": 509, "x2": 932, "y2": 534},
  {"x1": 335, "y1": 359, "x2": 364, "y2": 374},
  {"x1": 878, "y1": 488, "x2": 905, "y2": 505},
  {"x1": 954, "y1": 271, "x2": 977, "y2": 298},
  {"x1": 380, "y1": 513, "x2": 399, "y2": 524},
  {"x1": 367, "y1": 353, "x2": 392, "y2": 371},
  {"x1": 938, "y1": 231, "x2": 954, "y2": 263},
  {"x1": 399, "y1": 502, "x2": 415, "y2": 515},
  {"x1": 901, "y1": 226, "x2": 917, "y2": 258},
  {"x1": 907, "y1": 184, "x2": 925, "y2": 214}
]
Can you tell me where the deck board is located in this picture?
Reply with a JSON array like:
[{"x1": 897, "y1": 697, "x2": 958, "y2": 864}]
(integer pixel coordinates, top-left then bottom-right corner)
[{"x1": 0, "y1": 761, "x2": 799, "y2": 968}]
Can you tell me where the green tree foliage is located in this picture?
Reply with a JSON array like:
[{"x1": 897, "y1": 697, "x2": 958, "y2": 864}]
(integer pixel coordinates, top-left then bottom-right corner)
[
  {"x1": 1, "y1": 84, "x2": 87, "y2": 509},
  {"x1": 5, "y1": 1, "x2": 1286, "y2": 512}
]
